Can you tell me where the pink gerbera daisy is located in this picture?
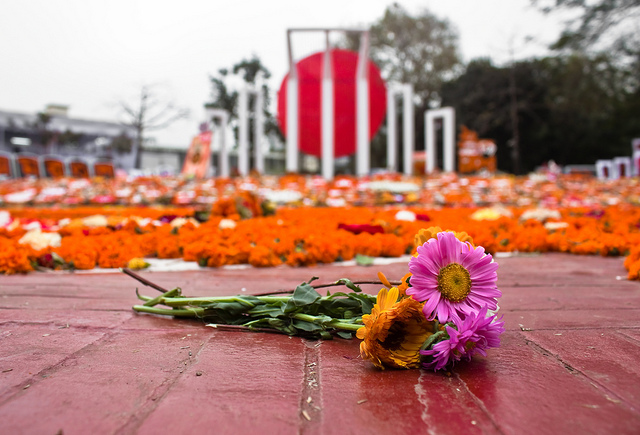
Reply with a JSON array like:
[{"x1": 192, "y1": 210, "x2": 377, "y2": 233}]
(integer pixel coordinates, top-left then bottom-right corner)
[
  {"x1": 407, "y1": 231, "x2": 500, "y2": 323},
  {"x1": 420, "y1": 306, "x2": 505, "y2": 371}
]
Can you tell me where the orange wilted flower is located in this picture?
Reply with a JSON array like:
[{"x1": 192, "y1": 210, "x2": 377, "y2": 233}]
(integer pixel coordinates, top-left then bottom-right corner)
[{"x1": 356, "y1": 287, "x2": 434, "y2": 369}]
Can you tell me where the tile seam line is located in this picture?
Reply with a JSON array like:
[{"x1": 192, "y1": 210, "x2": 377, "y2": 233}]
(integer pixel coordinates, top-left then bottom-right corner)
[
  {"x1": 452, "y1": 371, "x2": 506, "y2": 435},
  {"x1": 615, "y1": 330, "x2": 640, "y2": 345},
  {"x1": 522, "y1": 335, "x2": 638, "y2": 413},
  {"x1": 113, "y1": 332, "x2": 213, "y2": 434},
  {"x1": 0, "y1": 328, "x2": 116, "y2": 407}
]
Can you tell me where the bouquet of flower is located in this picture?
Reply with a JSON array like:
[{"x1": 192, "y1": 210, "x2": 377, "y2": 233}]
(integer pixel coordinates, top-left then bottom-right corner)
[{"x1": 129, "y1": 227, "x2": 504, "y2": 371}]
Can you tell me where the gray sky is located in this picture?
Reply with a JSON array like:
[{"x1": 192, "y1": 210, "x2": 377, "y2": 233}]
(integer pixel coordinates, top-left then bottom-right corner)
[{"x1": 1, "y1": 0, "x2": 568, "y2": 147}]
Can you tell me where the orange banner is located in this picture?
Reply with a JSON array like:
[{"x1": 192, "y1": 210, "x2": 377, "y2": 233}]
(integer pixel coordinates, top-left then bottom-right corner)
[
  {"x1": 94, "y1": 162, "x2": 115, "y2": 178},
  {"x1": 44, "y1": 159, "x2": 65, "y2": 178},
  {"x1": 17, "y1": 156, "x2": 40, "y2": 178},
  {"x1": 182, "y1": 131, "x2": 213, "y2": 178},
  {"x1": 70, "y1": 161, "x2": 89, "y2": 178},
  {"x1": 0, "y1": 155, "x2": 12, "y2": 177}
]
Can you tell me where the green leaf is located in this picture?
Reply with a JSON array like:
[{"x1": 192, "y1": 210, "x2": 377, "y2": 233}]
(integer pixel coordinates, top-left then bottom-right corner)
[
  {"x1": 355, "y1": 254, "x2": 374, "y2": 266},
  {"x1": 284, "y1": 282, "x2": 321, "y2": 313},
  {"x1": 247, "y1": 305, "x2": 284, "y2": 318},
  {"x1": 336, "y1": 331, "x2": 353, "y2": 339},
  {"x1": 292, "y1": 320, "x2": 323, "y2": 332},
  {"x1": 347, "y1": 293, "x2": 376, "y2": 314}
]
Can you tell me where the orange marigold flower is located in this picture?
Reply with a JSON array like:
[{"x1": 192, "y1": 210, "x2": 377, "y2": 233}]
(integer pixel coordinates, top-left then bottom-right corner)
[
  {"x1": 414, "y1": 226, "x2": 474, "y2": 249},
  {"x1": 356, "y1": 287, "x2": 434, "y2": 369}
]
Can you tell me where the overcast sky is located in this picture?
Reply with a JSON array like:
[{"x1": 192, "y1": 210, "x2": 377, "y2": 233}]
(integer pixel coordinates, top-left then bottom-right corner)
[{"x1": 1, "y1": 0, "x2": 569, "y2": 147}]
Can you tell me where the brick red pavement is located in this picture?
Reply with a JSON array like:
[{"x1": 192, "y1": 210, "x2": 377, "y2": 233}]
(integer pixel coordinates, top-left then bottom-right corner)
[{"x1": 1, "y1": 253, "x2": 640, "y2": 434}]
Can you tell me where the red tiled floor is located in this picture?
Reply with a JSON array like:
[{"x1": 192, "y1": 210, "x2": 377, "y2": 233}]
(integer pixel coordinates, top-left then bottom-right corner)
[{"x1": 1, "y1": 253, "x2": 640, "y2": 434}]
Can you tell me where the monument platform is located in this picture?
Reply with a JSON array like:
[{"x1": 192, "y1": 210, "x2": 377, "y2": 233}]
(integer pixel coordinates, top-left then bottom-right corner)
[{"x1": 1, "y1": 253, "x2": 640, "y2": 434}]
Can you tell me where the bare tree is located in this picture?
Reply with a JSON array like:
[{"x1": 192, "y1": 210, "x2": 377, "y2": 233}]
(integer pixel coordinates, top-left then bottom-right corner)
[{"x1": 118, "y1": 85, "x2": 189, "y2": 169}]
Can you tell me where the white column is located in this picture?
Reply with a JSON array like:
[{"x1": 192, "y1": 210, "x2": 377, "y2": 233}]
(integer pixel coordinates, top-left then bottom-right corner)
[
  {"x1": 286, "y1": 76, "x2": 298, "y2": 173},
  {"x1": 321, "y1": 31, "x2": 334, "y2": 180},
  {"x1": 238, "y1": 88, "x2": 249, "y2": 176},
  {"x1": 613, "y1": 156, "x2": 631, "y2": 178},
  {"x1": 254, "y1": 90, "x2": 265, "y2": 174},
  {"x1": 356, "y1": 31, "x2": 370, "y2": 176},
  {"x1": 443, "y1": 107, "x2": 456, "y2": 172},
  {"x1": 425, "y1": 111, "x2": 436, "y2": 174},
  {"x1": 219, "y1": 112, "x2": 229, "y2": 178},
  {"x1": 425, "y1": 107, "x2": 455, "y2": 174},
  {"x1": 205, "y1": 108, "x2": 230, "y2": 178},
  {"x1": 386, "y1": 87, "x2": 397, "y2": 172},
  {"x1": 595, "y1": 159, "x2": 613, "y2": 180},
  {"x1": 402, "y1": 84, "x2": 414, "y2": 176}
]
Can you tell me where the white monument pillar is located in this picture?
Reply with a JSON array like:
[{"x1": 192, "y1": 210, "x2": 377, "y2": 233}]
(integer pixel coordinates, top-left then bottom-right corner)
[
  {"x1": 595, "y1": 159, "x2": 614, "y2": 180},
  {"x1": 425, "y1": 107, "x2": 456, "y2": 174},
  {"x1": 238, "y1": 87, "x2": 265, "y2": 175},
  {"x1": 286, "y1": 30, "x2": 299, "y2": 173},
  {"x1": 355, "y1": 31, "x2": 370, "y2": 176},
  {"x1": 254, "y1": 91, "x2": 265, "y2": 174},
  {"x1": 238, "y1": 89, "x2": 249, "y2": 176},
  {"x1": 321, "y1": 30, "x2": 335, "y2": 180},
  {"x1": 402, "y1": 84, "x2": 414, "y2": 175},
  {"x1": 386, "y1": 84, "x2": 414, "y2": 175},
  {"x1": 386, "y1": 87, "x2": 397, "y2": 172},
  {"x1": 613, "y1": 156, "x2": 631, "y2": 178},
  {"x1": 206, "y1": 108, "x2": 230, "y2": 178}
]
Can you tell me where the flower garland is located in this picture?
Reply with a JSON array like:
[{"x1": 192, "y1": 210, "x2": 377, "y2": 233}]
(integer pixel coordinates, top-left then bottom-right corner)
[{"x1": 129, "y1": 227, "x2": 505, "y2": 371}]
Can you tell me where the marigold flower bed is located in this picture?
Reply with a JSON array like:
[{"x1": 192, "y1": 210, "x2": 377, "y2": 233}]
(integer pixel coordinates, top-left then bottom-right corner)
[{"x1": 2, "y1": 200, "x2": 640, "y2": 280}]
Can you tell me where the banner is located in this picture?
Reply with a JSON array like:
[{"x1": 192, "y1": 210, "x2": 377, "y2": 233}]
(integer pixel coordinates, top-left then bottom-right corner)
[
  {"x1": 94, "y1": 162, "x2": 115, "y2": 178},
  {"x1": 182, "y1": 131, "x2": 213, "y2": 178},
  {"x1": 17, "y1": 155, "x2": 40, "y2": 178},
  {"x1": 70, "y1": 161, "x2": 89, "y2": 178},
  {"x1": 0, "y1": 154, "x2": 12, "y2": 177},
  {"x1": 44, "y1": 158, "x2": 65, "y2": 178}
]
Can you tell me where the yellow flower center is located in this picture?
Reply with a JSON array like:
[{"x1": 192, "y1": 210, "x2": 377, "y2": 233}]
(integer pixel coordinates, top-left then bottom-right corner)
[{"x1": 437, "y1": 263, "x2": 471, "y2": 302}]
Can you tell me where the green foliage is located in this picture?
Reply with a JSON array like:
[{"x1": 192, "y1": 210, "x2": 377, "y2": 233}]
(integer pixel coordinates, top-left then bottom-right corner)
[
  {"x1": 441, "y1": 53, "x2": 639, "y2": 173},
  {"x1": 133, "y1": 278, "x2": 377, "y2": 339},
  {"x1": 343, "y1": 3, "x2": 462, "y2": 107},
  {"x1": 206, "y1": 55, "x2": 283, "y2": 142}
]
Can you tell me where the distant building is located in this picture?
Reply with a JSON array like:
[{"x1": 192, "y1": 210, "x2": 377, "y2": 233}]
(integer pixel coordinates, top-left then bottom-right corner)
[{"x1": 0, "y1": 105, "x2": 137, "y2": 170}]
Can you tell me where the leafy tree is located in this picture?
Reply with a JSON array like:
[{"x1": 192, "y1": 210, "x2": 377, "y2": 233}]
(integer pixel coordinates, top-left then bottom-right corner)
[
  {"x1": 343, "y1": 3, "x2": 462, "y2": 107},
  {"x1": 118, "y1": 85, "x2": 189, "y2": 169},
  {"x1": 340, "y1": 4, "x2": 462, "y2": 168},
  {"x1": 206, "y1": 55, "x2": 282, "y2": 161},
  {"x1": 535, "y1": 0, "x2": 639, "y2": 50},
  {"x1": 442, "y1": 53, "x2": 636, "y2": 173},
  {"x1": 536, "y1": 0, "x2": 640, "y2": 89}
]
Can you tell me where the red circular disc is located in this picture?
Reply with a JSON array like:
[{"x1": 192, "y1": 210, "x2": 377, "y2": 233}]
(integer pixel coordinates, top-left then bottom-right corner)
[{"x1": 277, "y1": 49, "x2": 387, "y2": 158}]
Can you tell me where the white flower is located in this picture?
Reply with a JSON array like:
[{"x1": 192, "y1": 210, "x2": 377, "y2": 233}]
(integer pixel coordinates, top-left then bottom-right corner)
[
  {"x1": 82, "y1": 215, "x2": 109, "y2": 227},
  {"x1": 19, "y1": 229, "x2": 61, "y2": 251},
  {"x1": 520, "y1": 208, "x2": 561, "y2": 222},
  {"x1": 218, "y1": 219, "x2": 237, "y2": 230},
  {"x1": 394, "y1": 210, "x2": 416, "y2": 222},
  {"x1": 170, "y1": 217, "x2": 200, "y2": 228}
]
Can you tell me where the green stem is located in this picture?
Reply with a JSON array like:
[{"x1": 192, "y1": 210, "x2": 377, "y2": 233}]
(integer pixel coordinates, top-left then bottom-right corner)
[
  {"x1": 161, "y1": 295, "x2": 290, "y2": 307},
  {"x1": 132, "y1": 305, "x2": 205, "y2": 317},
  {"x1": 329, "y1": 321, "x2": 363, "y2": 332},
  {"x1": 143, "y1": 288, "x2": 181, "y2": 307},
  {"x1": 291, "y1": 313, "x2": 363, "y2": 332}
]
